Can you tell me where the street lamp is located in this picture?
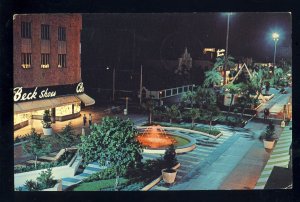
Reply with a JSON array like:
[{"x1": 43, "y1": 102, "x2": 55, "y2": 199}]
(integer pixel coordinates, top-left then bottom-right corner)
[
  {"x1": 106, "y1": 66, "x2": 115, "y2": 101},
  {"x1": 272, "y1": 32, "x2": 279, "y2": 67},
  {"x1": 224, "y1": 13, "x2": 232, "y2": 85}
]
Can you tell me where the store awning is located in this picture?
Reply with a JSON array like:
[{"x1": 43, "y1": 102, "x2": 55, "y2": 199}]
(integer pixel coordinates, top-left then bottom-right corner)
[
  {"x1": 76, "y1": 93, "x2": 95, "y2": 106},
  {"x1": 14, "y1": 95, "x2": 81, "y2": 114}
]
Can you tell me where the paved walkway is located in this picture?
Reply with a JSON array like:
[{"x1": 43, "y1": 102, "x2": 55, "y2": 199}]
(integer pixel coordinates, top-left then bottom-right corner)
[
  {"x1": 254, "y1": 121, "x2": 292, "y2": 189},
  {"x1": 61, "y1": 161, "x2": 107, "y2": 190}
]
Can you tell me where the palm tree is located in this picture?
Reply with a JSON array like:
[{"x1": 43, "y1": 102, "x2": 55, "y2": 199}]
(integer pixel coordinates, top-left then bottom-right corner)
[
  {"x1": 165, "y1": 105, "x2": 181, "y2": 124},
  {"x1": 203, "y1": 69, "x2": 223, "y2": 88},
  {"x1": 274, "y1": 67, "x2": 283, "y2": 86},
  {"x1": 213, "y1": 55, "x2": 235, "y2": 85},
  {"x1": 251, "y1": 68, "x2": 269, "y2": 102}
]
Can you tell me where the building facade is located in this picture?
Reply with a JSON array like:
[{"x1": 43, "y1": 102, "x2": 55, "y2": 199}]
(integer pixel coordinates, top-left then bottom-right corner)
[{"x1": 13, "y1": 14, "x2": 94, "y2": 130}]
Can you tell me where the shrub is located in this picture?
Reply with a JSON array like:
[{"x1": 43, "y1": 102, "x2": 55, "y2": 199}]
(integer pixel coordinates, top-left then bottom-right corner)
[
  {"x1": 83, "y1": 167, "x2": 117, "y2": 182},
  {"x1": 120, "y1": 182, "x2": 145, "y2": 191},
  {"x1": 36, "y1": 168, "x2": 57, "y2": 190},
  {"x1": 163, "y1": 145, "x2": 178, "y2": 171},
  {"x1": 24, "y1": 180, "x2": 41, "y2": 191},
  {"x1": 23, "y1": 169, "x2": 57, "y2": 191},
  {"x1": 264, "y1": 121, "x2": 275, "y2": 141},
  {"x1": 42, "y1": 110, "x2": 52, "y2": 128}
]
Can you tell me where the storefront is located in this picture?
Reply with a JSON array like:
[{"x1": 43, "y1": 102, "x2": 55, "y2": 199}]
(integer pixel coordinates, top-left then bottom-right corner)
[{"x1": 14, "y1": 82, "x2": 95, "y2": 130}]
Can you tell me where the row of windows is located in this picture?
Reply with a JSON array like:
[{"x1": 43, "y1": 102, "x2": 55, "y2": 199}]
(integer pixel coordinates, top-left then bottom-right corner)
[
  {"x1": 21, "y1": 53, "x2": 66, "y2": 69},
  {"x1": 21, "y1": 22, "x2": 66, "y2": 41}
]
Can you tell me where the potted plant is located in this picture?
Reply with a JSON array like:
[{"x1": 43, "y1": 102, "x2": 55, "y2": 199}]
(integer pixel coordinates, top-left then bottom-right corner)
[
  {"x1": 42, "y1": 110, "x2": 53, "y2": 135},
  {"x1": 263, "y1": 121, "x2": 276, "y2": 149},
  {"x1": 161, "y1": 145, "x2": 178, "y2": 184}
]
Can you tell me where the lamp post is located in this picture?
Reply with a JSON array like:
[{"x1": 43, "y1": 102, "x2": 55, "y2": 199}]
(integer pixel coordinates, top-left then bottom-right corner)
[
  {"x1": 272, "y1": 32, "x2": 279, "y2": 67},
  {"x1": 106, "y1": 66, "x2": 116, "y2": 101},
  {"x1": 224, "y1": 13, "x2": 232, "y2": 85}
]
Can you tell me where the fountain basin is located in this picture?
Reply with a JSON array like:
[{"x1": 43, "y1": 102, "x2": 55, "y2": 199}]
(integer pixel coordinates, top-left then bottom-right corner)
[{"x1": 137, "y1": 125, "x2": 196, "y2": 154}]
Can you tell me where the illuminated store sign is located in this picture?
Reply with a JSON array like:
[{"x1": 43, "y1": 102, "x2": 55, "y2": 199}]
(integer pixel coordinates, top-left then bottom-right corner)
[
  {"x1": 13, "y1": 82, "x2": 84, "y2": 102},
  {"x1": 217, "y1": 49, "x2": 225, "y2": 57},
  {"x1": 203, "y1": 48, "x2": 216, "y2": 54}
]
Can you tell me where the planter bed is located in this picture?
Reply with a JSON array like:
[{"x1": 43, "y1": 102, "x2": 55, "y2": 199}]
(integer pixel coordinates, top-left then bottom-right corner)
[
  {"x1": 14, "y1": 149, "x2": 81, "y2": 189},
  {"x1": 14, "y1": 149, "x2": 77, "y2": 174}
]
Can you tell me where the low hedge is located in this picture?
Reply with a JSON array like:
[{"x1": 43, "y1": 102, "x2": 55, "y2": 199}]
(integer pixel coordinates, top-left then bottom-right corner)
[{"x1": 14, "y1": 150, "x2": 76, "y2": 174}]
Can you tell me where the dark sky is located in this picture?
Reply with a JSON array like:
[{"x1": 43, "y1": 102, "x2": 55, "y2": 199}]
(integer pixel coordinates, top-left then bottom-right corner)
[{"x1": 81, "y1": 12, "x2": 292, "y2": 70}]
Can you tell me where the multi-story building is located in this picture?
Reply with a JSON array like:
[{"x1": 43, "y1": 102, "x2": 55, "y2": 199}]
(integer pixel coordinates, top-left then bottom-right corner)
[{"x1": 13, "y1": 14, "x2": 94, "y2": 130}]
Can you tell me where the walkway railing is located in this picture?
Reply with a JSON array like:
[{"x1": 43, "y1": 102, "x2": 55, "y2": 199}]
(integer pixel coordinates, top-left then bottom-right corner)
[{"x1": 158, "y1": 84, "x2": 196, "y2": 99}]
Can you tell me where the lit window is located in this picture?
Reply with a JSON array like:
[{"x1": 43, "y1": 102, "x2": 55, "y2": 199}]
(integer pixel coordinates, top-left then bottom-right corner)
[
  {"x1": 41, "y1": 24, "x2": 50, "y2": 40},
  {"x1": 58, "y1": 54, "x2": 66, "y2": 68},
  {"x1": 14, "y1": 113, "x2": 29, "y2": 125},
  {"x1": 58, "y1": 27, "x2": 66, "y2": 41},
  {"x1": 21, "y1": 53, "x2": 32, "y2": 69},
  {"x1": 41, "y1": 53, "x2": 50, "y2": 69},
  {"x1": 21, "y1": 21, "x2": 31, "y2": 38},
  {"x1": 56, "y1": 104, "x2": 73, "y2": 116}
]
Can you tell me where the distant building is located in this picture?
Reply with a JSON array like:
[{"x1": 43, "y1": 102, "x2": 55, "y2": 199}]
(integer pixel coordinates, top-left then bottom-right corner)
[{"x1": 13, "y1": 14, "x2": 94, "y2": 130}]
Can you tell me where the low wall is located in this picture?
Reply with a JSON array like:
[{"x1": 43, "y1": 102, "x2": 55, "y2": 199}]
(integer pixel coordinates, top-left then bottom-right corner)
[{"x1": 14, "y1": 151, "x2": 82, "y2": 188}]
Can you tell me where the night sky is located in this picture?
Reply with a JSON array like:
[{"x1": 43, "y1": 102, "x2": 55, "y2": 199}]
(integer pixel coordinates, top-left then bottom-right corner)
[
  {"x1": 81, "y1": 12, "x2": 292, "y2": 93},
  {"x1": 81, "y1": 12, "x2": 292, "y2": 70}
]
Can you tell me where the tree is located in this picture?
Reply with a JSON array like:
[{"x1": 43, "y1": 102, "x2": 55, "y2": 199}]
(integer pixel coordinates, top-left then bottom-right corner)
[
  {"x1": 54, "y1": 122, "x2": 79, "y2": 157},
  {"x1": 184, "y1": 108, "x2": 201, "y2": 129},
  {"x1": 181, "y1": 90, "x2": 196, "y2": 108},
  {"x1": 223, "y1": 83, "x2": 241, "y2": 120},
  {"x1": 195, "y1": 87, "x2": 216, "y2": 110},
  {"x1": 79, "y1": 117, "x2": 143, "y2": 190},
  {"x1": 141, "y1": 97, "x2": 156, "y2": 124},
  {"x1": 165, "y1": 105, "x2": 181, "y2": 123},
  {"x1": 237, "y1": 83, "x2": 256, "y2": 120},
  {"x1": 251, "y1": 68, "x2": 269, "y2": 102},
  {"x1": 203, "y1": 69, "x2": 223, "y2": 88},
  {"x1": 274, "y1": 67, "x2": 284, "y2": 86},
  {"x1": 22, "y1": 129, "x2": 52, "y2": 169}
]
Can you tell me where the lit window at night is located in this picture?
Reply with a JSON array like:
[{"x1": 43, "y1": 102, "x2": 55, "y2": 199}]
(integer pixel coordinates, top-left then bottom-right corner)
[
  {"x1": 41, "y1": 53, "x2": 50, "y2": 68},
  {"x1": 14, "y1": 113, "x2": 29, "y2": 125},
  {"x1": 21, "y1": 53, "x2": 31, "y2": 69},
  {"x1": 56, "y1": 104, "x2": 79, "y2": 116},
  {"x1": 58, "y1": 54, "x2": 66, "y2": 68}
]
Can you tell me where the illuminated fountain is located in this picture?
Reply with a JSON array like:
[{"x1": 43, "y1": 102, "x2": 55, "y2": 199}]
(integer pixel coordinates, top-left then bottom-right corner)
[
  {"x1": 136, "y1": 125, "x2": 196, "y2": 154},
  {"x1": 137, "y1": 125, "x2": 177, "y2": 149}
]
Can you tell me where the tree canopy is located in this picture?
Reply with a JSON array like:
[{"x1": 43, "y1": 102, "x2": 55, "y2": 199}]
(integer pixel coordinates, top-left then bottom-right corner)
[{"x1": 79, "y1": 116, "x2": 143, "y2": 188}]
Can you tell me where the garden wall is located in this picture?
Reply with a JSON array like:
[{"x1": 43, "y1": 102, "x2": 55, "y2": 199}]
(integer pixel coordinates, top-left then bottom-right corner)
[{"x1": 14, "y1": 152, "x2": 82, "y2": 188}]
